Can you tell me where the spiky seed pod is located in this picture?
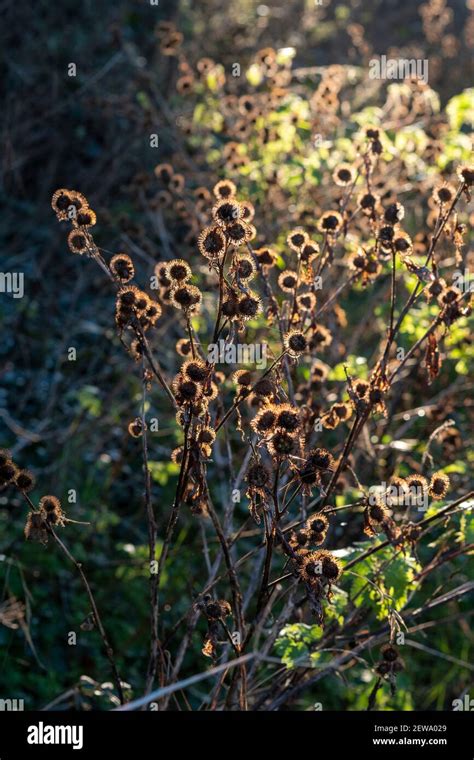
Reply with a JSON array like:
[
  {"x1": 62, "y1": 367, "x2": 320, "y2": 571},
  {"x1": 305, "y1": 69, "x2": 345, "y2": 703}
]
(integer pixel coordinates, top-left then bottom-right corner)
[
  {"x1": 238, "y1": 293, "x2": 261, "y2": 319},
  {"x1": 198, "y1": 226, "x2": 226, "y2": 260},
  {"x1": 169, "y1": 174, "x2": 185, "y2": 194},
  {"x1": 296, "y1": 292, "x2": 317, "y2": 311},
  {"x1": 39, "y1": 496, "x2": 65, "y2": 526},
  {"x1": 246, "y1": 462, "x2": 271, "y2": 491},
  {"x1": 406, "y1": 475, "x2": 429, "y2": 504},
  {"x1": 308, "y1": 324, "x2": 332, "y2": 350},
  {"x1": 290, "y1": 529, "x2": 310, "y2": 550},
  {"x1": 172, "y1": 375, "x2": 203, "y2": 405},
  {"x1": 251, "y1": 408, "x2": 277, "y2": 435},
  {"x1": 381, "y1": 643, "x2": 399, "y2": 662},
  {"x1": 427, "y1": 278, "x2": 446, "y2": 301},
  {"x1": 171, "y1": 446, "x2": 184, "y2": 464},
  {"x1": 332, "y1": 163, "x2": 356, "y2": 187},
  {"x1": 358, "y1": 191, "x2": 380, "y2": 215},
  {"x1": 110, "y1": 254, "x2": 135, "y2": 283},
  {"x1": 254, "y1": 247, "x2": 277, "y2": 268},
  {"x1": 317, "y1": 211, "x2": 343, "y2": 234},
  {"x1": 182, "y1": 359, "x2": 209, "y2": 383},
  {"x1": 233, "y1": 369, "x2": 253, "y2": 387},
  {"x1": 376, "y1": 661, "x2": 391, "y2": 676},
  {"x1": 386, "y1": 477, "x2": 409, "y2": 507},
  {"x1": 171, "y1": 284, "x2": 202, "y2": 313},
  {"x1": 384, "y1": 202, "x2": 405, "y2": 224},
  {"x1": 67, "y1": 229, "x2": 89, "y2": 254},
  {"x1": 14, "y1": 469, "x2": 35, "y2": 493},
  {"x1": 51, "y1": 188, "x2": 74, "y2": 220},
  {"x1": 154, "y1": 163, "x2": 174, "y2": 184},
  {"x1": 428, "y1": 472, "x2": 450, "y2": 500},
  {"x1": 240, "y1": 200, "x2": 255, "y2": 222},
  {"x1": 74, "y1": 208, "x2": 97, "y2": 228},
  {"x1": 307, "y1": 513, "x2": 329, "y2": 535},
  {"x1": 268, "y1": 430, "x2": 298, "y2": 459},
  {"x1": 285, "y1": 330, "x2": 307, "y2": 358},
  {"x1": 354, "y1": 380, "x2": 370, "y2": 399},
  {"x1": 166, "y1": 259, "x2": 192, "y2": 283},
  {"x1": 368, "y1": 502, "x2": 388, "y2": 523},
  {"x1": 145, "y1": 301, "x2": 162, "y2": 324},
  {"x1": 287, "y1": 228, "x2": 308, "y2": 252},
  {"x1": 212, "y1": 199, "x2": 243, "y2": 227},
  {"x1": 0, "y1": 460, "x2": 18, "y2": 486},
  {"x1": 379, "y1": 225, "x2": 395, "y2": 251},
  {"x1": 118, "y1": 286, "x2": 137, "y2": 308},
  {"x1": 275, "y1": 404, "x2": 300, "y2": 432},
  {"x1": 203, "y1": 382, "x2": 219, "y2": 401},
  {"x1": 213, "y1": 179, "x2": 237, "y2": 200},
  {"x1": 134, "y1": 290, "x2": 150, "y2": 312},
  {"x1": 433, "y1": 183, "x2": 456, "y2": 205},
  {"x1": 128, "y1": 418, "x2": 146, "y2": 438},
  {"x1": 438, "y1": 286, "x2": 462, "y2": 306},
  {"x1": 205, "y1": 599, "x2": 232, "y2": 620},
  {"x1": 45, "y1": 505, "x2": 66, "y2": 526},
  {"x1": 305, "y1": 447, "x2": 335, "y2": 473},
  {"x1": 301, "y1": 550, "x2": 342, "y2": 583},
  {"x1": 332, "y1": 402, "x2": 351, "y2": 421},
  {"x1": 456, "y1": 165, "x2": 474, "y2": 186},
  {"x1": 392, "y1": 231, "x2": 412, "y2": 255},
  {"x1": 226, "y1": 220, "x2": 252, "y2": 244},
  {"x1": 197, "y1": 427, "x2": 216, "y2": 446},
  {"x1": 24, "y1": 512, "x2": 48, "y2": 544},
  {"x1": 52, "y1": 189, "x2": 88, "y2": 220},
  {"x1": 316, "y1": 550, "x2": 342, "y2": 581},
  {"x1": 278, "y1": 270, "x2": 298, "y2": 292},
  {"x1": 252, "y1": 377, "x2": 274, "y2": 398},
  {"x1": 176, "y1": 338, "x2": 193, "y2": 357},
  {"x1": 234, "y1": 254, "x2": 256, "y2": 281},
  {"x1": 300, "y1": 240, "x2": 320, "y2": 263},
  {"x1": 155, "y1": 263, "x2": 172, "y2": 288}
]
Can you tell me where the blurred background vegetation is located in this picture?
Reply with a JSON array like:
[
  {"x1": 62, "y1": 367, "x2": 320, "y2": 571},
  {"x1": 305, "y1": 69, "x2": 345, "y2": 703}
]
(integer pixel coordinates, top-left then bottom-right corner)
[{"x1": 0, "y1": 0, "x2": 473, "y2": 709}]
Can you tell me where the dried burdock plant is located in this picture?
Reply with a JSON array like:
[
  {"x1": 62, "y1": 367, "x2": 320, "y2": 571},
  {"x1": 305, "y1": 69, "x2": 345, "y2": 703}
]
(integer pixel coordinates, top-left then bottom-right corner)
[{"x1": 3, "y1": 20, "x2": 473, "y2": 712}]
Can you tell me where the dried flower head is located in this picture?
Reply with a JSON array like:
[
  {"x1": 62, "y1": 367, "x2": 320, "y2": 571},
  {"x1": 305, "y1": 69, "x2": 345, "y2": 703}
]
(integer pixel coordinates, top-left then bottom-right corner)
[
  {"x1": 213, "y1": 179, "x2": 237, "y2": 200},
  {"x1": 287, "y1": 228, "x2": 308, "y2": 252},
  {"x1": 428, "y1": 472, "x2": 450, "y2": 500},
  {"x1": 317, "y1": 211, "x2": 343, "y2": 234},
  {"x1": 110, "y1": 254, "x2": 135, "y2": 283},
  {"x1": 171, "y1": 284, "x2": 202, "y2": 313},
  {"x1": 14, "y1": 469, "x2": 36, "y2": 493},
  {"x1": 284, "y1": 330, "x2": 307, "y2": 358},
  {"x1": 212, "y1": 199, "x2": 243, "y2": 227},
  {"x1": 128, "y1": 418, "x2": 146, "y2": 438},
  {"x1": 166, "y1": 259, "x2": 192, "y2": 283},
  {"x1": 332, "y1": 163, "x2": 356, "y2": 187}
]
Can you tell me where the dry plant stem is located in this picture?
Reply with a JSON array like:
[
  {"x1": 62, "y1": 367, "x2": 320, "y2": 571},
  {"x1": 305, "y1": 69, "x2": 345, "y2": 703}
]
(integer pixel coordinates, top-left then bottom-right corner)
[
  {"x1": 154, "y1": 416, "x2": 193, "y2": 617},
  {"x1": 322, "y1": 413, "x2": 361, "y2": 509},
  {"x1": 212, "y1": 243, "x2": 230, "y2": 345},
  {"x1": 205, "y1": 500, "x2": 248, "y2": 710},
  {"x1": 186, "y1": 315, "x2": 196, "y2": 359},
  {"x1": 133, "y1": 323, "x2": 177, "y2": 409},
  {"x1": 141, "y1": 358, "x2": 163, "y2": 696},
  {"x1": 47, "y1": 522, "x2": 124, "y2": 704},
  {"x1": 388, "y1": 182, "x2": 464, "y2": 344}
]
